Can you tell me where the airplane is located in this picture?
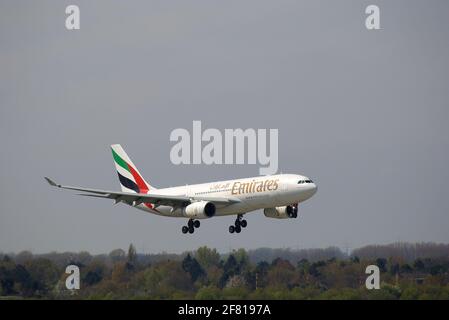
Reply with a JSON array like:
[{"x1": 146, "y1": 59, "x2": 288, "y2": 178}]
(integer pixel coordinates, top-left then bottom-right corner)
[{"x1": 45, "y1": 144, "x2": 317, "y2": 234}]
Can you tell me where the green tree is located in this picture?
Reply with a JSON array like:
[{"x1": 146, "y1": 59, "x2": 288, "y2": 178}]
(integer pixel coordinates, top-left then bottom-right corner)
[
  {"x1": 13, "y1": 264, "x2": 34, "y2": 296},
  {"x1": 413, "y1": 259, "x2": 425, "y2": 271},
  {"x1": 365, "y1": 283, "x2": 401, "y2": 300},
  {"x1": 220, "y1": 254, "x2": 240, "y2": 287},
  {"x1": 144, "y1": 260, "x2": 193, "y2": 298},
  {"x1": 223, "y1": 255, "x2": 239, "y2": 275},
  {"x1": 83, "y1": 261, "x2": 107, "y2": 286},
  {"x1": 233, "y1": 249, "x2": 250, "y2": 270},
  {"x1": 308, "y1": 261, "x2": 325, "y2": 277},
  {"x1": 182, "y1": 254, "x2": 205, "y2": 283},
  {"x1": 109, "y1": 249, "x2": 126, "y2": 263},
  {"x1": 376, "y1": 258, "x2": 387, "y2": 273},
  {"x1": 195, "y1": 285, "x2": 222, "y2": 299},
  {"x1": 195, "y1": 246, "x2": 220, "y2": 269},
  {"x1": 25, "y1": 258, "x2": 60, "y2": 295},
  {"x1": 266, "y1": 259, "x2": 296, "y2": 289},
  {"x1": 430, "y1": 264, "x2": 446, "y2": 276},
  {"x1": 390, "y1": 263, "x2": 400, "y2": 275},
  {"x1": 319, "y1": 288, "x2": 361, "y2": 300},
  {"x1": 297, "y1": 259, "x2": 310, "y2": 274},
  {"x1": 222, "y1": 286, "x2": 249, "y2": 299},
  {"x1": 127, "y1": 244, "x2": 137, "y2": 264},
  {"x1": 15, "y1": 251, "x2": 33, "y2": 264},
  {"x1": 77, "y1": 251, "x2": 93, "y2": 265},
  {"x1": 205, "y1": 265, "x2": 223, "y2": 287},
  {"x1": 256, "y1": 261, "x2": 270, "y2": 273},
  {"x1": 400, "y1": 286, "x2": 420, "y2": 300},
  {"x1": 254, "y1": 261, "x2": 270, "y2": 288},
  {"x1": 400, "y1": 264, "x2": 413, "y2": 273},
  {"x1": 111, "y1": 262, "x2": 129, "y2": 283},
  {"x1": 0, "y1": 258, "x2": 16, "y2": 295}
]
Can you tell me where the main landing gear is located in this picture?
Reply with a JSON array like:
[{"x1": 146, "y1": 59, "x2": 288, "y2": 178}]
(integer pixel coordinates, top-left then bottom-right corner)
[
  {"x1": 229, "y1": 214, "x2": 247, "y2": 234},
  {"x1": 182, "y1": 219, "x2": 200, "y2": 234}
]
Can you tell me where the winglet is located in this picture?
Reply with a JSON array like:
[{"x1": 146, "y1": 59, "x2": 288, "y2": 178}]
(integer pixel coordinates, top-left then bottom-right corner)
[{"x1": 44, "y1": 177, "x2": 60, "y2": 187}]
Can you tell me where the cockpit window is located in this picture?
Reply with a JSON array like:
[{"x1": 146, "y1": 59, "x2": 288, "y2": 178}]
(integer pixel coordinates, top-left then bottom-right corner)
[{"x1": 298, "y1": 180, "x2": 313, "y2": 184}]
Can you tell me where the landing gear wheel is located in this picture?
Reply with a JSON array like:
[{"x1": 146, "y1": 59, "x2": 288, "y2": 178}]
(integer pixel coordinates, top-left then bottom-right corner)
[
  {"x1": 292, "y1": 205, "x2": 298, "y2": 218},
  {"x1": 188, "y1": 226, "x2": 194, "y2": 234},
  {"x1": 188, "y1": 219, "x2": 194, "y2": 228},
  {"x1": 194, "y1": 220, "x2": 200, "y2": 228},
  {"x1": 231, "y1": 214, "x2": 246, "y2": 233},
  {"x1": 182, "y1": 226, "x2": 188, "y2": 234}
]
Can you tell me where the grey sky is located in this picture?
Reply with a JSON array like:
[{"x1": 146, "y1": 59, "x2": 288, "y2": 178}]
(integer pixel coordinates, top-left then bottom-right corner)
[{"x1": 1, "y1": 0, "x2": 448, "y2": 254}]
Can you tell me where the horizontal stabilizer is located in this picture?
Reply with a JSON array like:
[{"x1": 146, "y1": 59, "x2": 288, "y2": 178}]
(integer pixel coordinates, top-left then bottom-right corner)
[{"x1": 44, "y1": 177, "x2": 60, "y2": 187}]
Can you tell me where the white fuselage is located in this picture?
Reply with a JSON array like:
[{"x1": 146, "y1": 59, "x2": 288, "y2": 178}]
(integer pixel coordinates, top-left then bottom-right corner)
[{"x1": 136, "y1": 174, "x2": 317, "y2": 218}]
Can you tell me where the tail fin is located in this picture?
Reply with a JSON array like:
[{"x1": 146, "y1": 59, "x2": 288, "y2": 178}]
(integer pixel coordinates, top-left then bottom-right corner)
[{"x1": 111, "y1": 144, "x2": 155, "y2": 193}]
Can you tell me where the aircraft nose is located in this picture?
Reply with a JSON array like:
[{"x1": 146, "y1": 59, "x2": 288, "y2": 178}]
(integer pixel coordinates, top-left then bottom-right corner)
[
  {"x1": 311, "y1": 183, "x2": 317, "y2": 195},
  {"x1": 304, "y1": 182, "x2": 317, "y2": 199}
]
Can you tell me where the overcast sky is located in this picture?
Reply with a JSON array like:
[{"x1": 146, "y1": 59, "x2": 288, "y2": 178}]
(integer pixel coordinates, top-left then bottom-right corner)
[{"x1": 1, "y1": 0, "x2": 448, "y2": 254}]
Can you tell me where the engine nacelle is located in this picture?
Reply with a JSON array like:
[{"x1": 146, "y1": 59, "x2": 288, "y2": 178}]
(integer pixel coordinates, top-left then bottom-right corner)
[
  {"x1": 184, "y1": 201, "x2": 216, "y2": 219},
  {"x1": 264, "y1": 205, "x2": 298, "y2": 219}
]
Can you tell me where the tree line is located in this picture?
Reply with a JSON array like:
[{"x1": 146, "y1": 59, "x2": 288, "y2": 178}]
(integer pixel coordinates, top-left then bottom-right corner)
[{"x1": 0, "y1": 242, "x2": 448, "y2": 299}]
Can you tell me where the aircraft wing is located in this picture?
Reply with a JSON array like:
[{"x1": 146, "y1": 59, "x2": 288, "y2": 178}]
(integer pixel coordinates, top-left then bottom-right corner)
[{"x1": 44, "y1": 177, "x2": 240, "y2": 208}]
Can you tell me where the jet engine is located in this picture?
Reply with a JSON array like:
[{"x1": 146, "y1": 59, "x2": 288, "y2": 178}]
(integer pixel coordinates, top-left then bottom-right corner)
[
  {"x1": 263, "y1": 205, "x2": 298, "y2": 219},
  {"x1": 184, "y1": 201, "x2": 216, "y2": 219}
]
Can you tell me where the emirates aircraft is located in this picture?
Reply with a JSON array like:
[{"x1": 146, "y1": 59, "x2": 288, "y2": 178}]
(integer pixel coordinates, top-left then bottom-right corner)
[{"x1": 45, "y1": 144, "x2": 317, "y2": 234}]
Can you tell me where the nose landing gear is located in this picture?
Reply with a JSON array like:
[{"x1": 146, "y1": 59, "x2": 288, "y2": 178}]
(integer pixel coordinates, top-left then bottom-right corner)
[
  {"x1": 182, "y1": 219, "x2": 201, "y2": 234},
  {"x1": 290, "y1": 204, "x2": 298, "y2": 218},
  {"x1": 229, "y1": 214, "x2": 247, "y2": 234}
]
